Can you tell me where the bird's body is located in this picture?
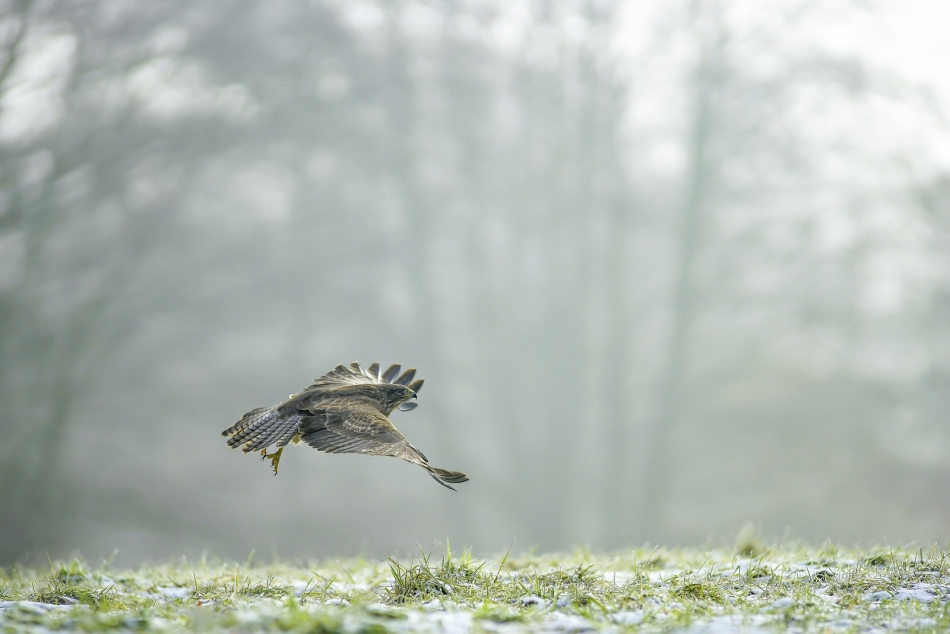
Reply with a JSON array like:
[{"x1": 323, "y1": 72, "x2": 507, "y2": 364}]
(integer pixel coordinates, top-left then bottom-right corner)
[{"x1": 221, "y1": 362, "x2": 468, "y2": 490}]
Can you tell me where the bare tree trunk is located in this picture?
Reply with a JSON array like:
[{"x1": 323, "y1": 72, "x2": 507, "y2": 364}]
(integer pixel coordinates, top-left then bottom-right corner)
[
  {"x1": 0, "y1": 0, "x2": 33, "y2": 88},
  {"x1": 639, "y1": 6, "x2": 723, "y2": 540}
]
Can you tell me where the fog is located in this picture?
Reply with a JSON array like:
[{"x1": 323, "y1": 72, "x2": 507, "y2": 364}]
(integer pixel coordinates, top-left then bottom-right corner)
[{"x1": 2, "y1": 0, "x2": 949, "y2": 566}]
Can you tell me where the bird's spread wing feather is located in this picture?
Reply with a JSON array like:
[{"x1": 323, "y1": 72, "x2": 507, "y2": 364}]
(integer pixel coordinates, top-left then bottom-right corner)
[
  {"x1": 307, "y1": 362, "x2": 425, "y2": 396},
  {"x1": 298, "y1": 403, "x2": 467, "y2": 490},
  {"x1": 299, "y1": 404, "x2": 416, "y2": 457}
]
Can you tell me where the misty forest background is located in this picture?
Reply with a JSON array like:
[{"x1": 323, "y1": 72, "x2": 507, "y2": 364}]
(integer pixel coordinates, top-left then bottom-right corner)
[{"x1": 1, "y1": 0, "x2": 949, "y2": 566}]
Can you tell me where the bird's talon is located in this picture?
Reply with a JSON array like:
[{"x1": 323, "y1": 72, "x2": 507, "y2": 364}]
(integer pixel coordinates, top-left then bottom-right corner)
[{"x1": 261, "y1": 447, "x2": 283, "y2": 475}]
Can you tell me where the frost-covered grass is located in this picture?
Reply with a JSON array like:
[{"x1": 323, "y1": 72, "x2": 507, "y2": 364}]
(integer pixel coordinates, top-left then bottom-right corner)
[{"x1": 2, "y1": 542, "x2": 949, "y2": 632}]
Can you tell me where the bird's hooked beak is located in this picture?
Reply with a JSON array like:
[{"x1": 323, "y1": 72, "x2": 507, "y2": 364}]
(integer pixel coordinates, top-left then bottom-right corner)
[{"x1": 397, "y1": 390, "x2": 419, "y2": 411}]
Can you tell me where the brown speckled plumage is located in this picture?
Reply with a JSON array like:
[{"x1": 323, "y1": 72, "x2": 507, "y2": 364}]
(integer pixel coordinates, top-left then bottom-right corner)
[{"x1": 221, "y1": 363, "x2": 468, "y2": 490}]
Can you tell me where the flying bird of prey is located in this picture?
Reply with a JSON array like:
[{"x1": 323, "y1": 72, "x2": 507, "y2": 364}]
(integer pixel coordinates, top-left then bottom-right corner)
[{"x1": 221, "y1": 363, "x2": 468, "y2": 490}]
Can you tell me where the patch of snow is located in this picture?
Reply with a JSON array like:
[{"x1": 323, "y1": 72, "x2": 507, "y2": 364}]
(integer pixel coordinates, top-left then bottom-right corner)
[
  {"x1": 683, "y1": 614, "x2": 771, "y2": 633},
  {"x1": 434, "y1": 610, "x2": 473, "y2": 634},
  {"x1": 520, "y1": 595, "x2": 550, "y2": 607},
  {"x1": 152, "y1": 586, "x2": 191, "y2": 599},
  {"x1": 812, "y1": 586, "x2": 838, "y2": 603},
  {"x1": 404, "y1": 609, "x2": 473, "y2": 634},
  {"x1": 147, "y1": 616, "x2": 175, "y2": 629},
  {"x1": 721, "y1": 560, "x2": 773, "y2": 578},
  {"x1": 543, "y1": 612, "x2": 592, "y2": 632},
  {"x1": 900, "y1": 617, "x2": 937, "y2": 628},
  {"x1": 365, "y1": 603, "x2": 403, "y2": 617},
  {"x1": 893, "y1": 587, "x2": 939, "y2": 602},
  {"x1": 0, "y1": 601, "x2": 76, "y2": 612},
  {"x1": 862, "y1": 591, "x2": 893, "y2": 602},
  {"x1": 233, "y1": 609, "x2": 262, "y2": 624},
  {"x1": 770, "y1": 597, "x2": 795, "y2": 608},
  {"x1": 827, "y1": 618, "x2": 865, "y2": 630},
  {"x1": 611, "y1": 610, "x2": 645, "y2": 625}
]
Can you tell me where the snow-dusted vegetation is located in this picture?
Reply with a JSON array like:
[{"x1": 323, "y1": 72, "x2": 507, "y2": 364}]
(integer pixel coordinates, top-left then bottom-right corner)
[{"x1": 3, "y1": 544, "x2": 949, "y2": 632}]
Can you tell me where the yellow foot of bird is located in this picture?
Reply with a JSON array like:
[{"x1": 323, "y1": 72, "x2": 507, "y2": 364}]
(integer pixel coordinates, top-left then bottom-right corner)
[{"x1": 259, "y1": 447, "x2": 283, "y2": 475}]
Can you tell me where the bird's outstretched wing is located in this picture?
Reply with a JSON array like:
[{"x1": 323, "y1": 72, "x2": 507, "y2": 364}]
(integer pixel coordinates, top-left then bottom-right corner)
[
  {"x1": 297, "y1": 403, "x2": 468, "y2": 490},
  {"x1": 306, "y1": 362, "x2": 424, "y2": 409}
]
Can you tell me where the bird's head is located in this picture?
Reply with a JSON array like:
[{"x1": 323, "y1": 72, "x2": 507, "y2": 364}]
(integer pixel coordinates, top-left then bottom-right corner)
[{"x1": 375, "y1": 382, "x2": 417, "y2": 412}]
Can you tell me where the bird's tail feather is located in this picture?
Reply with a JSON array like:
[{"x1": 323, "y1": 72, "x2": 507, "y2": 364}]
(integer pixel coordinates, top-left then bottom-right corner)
[
  {"x1": 222, "y1": 406, "x2": 296, "y2": 452},
  {"x1": 424, "y1": 466, "x2": 469, "y2": 491}
]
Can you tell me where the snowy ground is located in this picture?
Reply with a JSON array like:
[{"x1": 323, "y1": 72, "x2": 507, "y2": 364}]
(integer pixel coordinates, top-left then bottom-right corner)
[{"x1": 1, "y1": 545, "x2": 948, "y2": 632}]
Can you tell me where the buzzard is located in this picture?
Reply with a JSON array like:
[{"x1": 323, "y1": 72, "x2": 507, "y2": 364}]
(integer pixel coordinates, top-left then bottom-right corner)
[{"x1": 221, "y1": 362, "x2": 468, "y2": 490}]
